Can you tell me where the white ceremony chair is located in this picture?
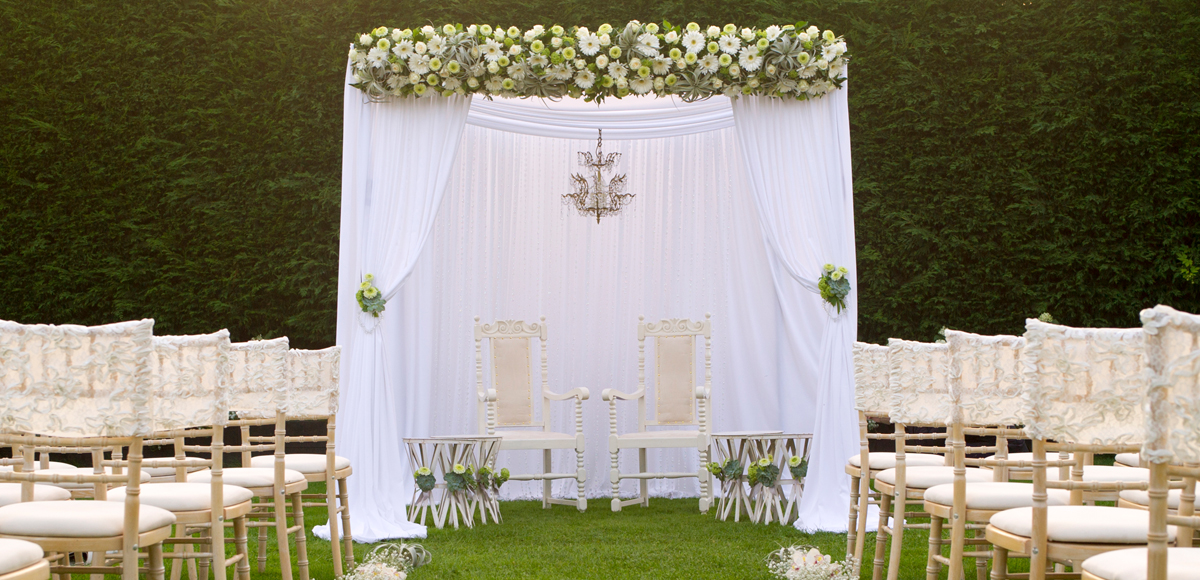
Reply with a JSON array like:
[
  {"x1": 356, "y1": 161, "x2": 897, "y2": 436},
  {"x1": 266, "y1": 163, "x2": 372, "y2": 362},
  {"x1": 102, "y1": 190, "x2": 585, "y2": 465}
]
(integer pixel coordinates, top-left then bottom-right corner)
[
  {"x1": 0, "y1": 318, "x2": 176, "y2": 579},
  {"x1": 603, "y1": 315, "x2": 713, "y2": 514},
  {"x1": 107, "y1": 330, "x2": 253, "y2": 580},
  {"x1": 189, "y1": 338, "x2": 311, "y2": 580},
  {"x1": 1080, "y1": 304, "x2": 1200, "y2": 580},
  {"x1": 247, "y1": 346, "x2": 354, "y2": 575},
  {"x1": 986, "y1": 319, "x2": 1164, "y2": 580},
  {"x1": 872, "y1": 339, "x2": 994, "y2": 580},
  {"x1": 846, "y1": 341, "x2": 945, "y2": 561},
  {"x1": 0, "y1": 538, "x2": 49, "y2": 580},
  {"x1": 475, "y1": 317, "x2": 589, "y2": 511}
]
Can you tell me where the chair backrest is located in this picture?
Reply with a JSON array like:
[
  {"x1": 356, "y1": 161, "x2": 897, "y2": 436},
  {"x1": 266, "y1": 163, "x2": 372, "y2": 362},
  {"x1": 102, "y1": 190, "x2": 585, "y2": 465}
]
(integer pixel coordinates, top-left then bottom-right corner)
[
  {"x1": 228, "y1": 337, "x2": 290, "y2": 419},
  {"x1": 287, "y1": 346, "x2": 341, "y2": 419},
  {"x1": 151, "y1": 330, "x2": 232, "y2": 432},
  {"x1": 944, "y1": 330, "x2": 1025, "y2": 427},
  {"x1": 475, "y1": 318, "x2": 546, "y2": 433},
  {"x1": 1021, "y1": 319, "x2": 1147, "y2": 445},
  {"x1": 0, "y1": 318, "x2": 156, "y2": 437},
  {"x1": 639, "y1": 315, "x2": 711, "y2": 427},
  {"x1": 886, "y1": 338, "x2": 951, "y2": 426},
  {"x1": 853, "y1": 342, "x2": 890, "y2": 415},
  {"x1": 1140, "y1": 305, "x2": 1200, "y2": 465}
]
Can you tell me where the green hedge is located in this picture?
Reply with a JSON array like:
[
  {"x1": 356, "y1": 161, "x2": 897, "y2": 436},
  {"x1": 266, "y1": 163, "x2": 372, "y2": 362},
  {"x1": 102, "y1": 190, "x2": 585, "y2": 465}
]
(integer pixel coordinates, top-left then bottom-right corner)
[{"x1": 1, "y1": 0, "x2": 1197, "y2": 348}]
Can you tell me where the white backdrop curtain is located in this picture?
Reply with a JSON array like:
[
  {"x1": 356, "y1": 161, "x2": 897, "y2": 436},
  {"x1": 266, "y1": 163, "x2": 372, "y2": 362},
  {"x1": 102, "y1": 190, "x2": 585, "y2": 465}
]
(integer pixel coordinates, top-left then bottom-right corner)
[{"x1": 731, "y1": 90, "x2": 859, "y2": 532}]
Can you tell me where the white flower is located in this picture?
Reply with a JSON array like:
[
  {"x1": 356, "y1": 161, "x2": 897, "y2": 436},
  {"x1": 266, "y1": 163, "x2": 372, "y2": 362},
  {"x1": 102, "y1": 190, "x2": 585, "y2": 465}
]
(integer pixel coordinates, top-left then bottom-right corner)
[
  {"x1": 576, "y1": 26, "x2": 590, "y2": 36},
  {"x1": 651, "y1": 57, "x2": 672, "y2": 75},
  {"x1": 442, "y1": 77, "x2": 461, "y2": 90},
  {"x1": 740, "y1": 27, "x2": 755, "y2": 42},
  {"x1": 578, "y1": 33, "x2": 601, "y2": 56},
  {"x1": 636, "y1": 32, "x2": 660, "y2": 56},
  {"x1": 529, "y1": 53, "x2": 549, "y2": 68},
  {"x1": 691, "y1": 53, "x2": 716, "y2": 74},
  {"x1": 653, "y1": 76, "x2": 665, "y2": 91},
  {"x1": 595, "y1": 54, "x2": 609, "y2": 69},
  {"x1": 467, "y1": 76, "x2": 479, "y2": 88},
  {"x1": 506, "y1": 64, "x2": 526, "y2": 81},
  {"x1": 408, "y1": 72, "x2": 421, "y2": 84},
  {"x1": 366, "y1": 47, "x2": 388, "y2": 68},
  {"x1": 645, "y1": 22, "x2": 658, "y2": 33},
  {"x1": 408, "y1": 55, "x2": 430, "y2": 74},
  {"x1": 630, "y1": 76, "x2": 654, "y2": 94},
  {"x1": 706, "y1": 25, "x2": 721, "y2": 38},
  {"x1": 615, "y1": 76, "x2": 628, "y2": 88},
  {"x1": 547, "y1": 63, "x2": 572, "y2": 81},
  {"x1": 442, "y1": 23, "x2": 456, "y2": 36},
  {"x1": 391, "y1": 28, "x2": 402, "y2": 41},
  {"x1": 738, "y1": 46, "x2": 762, "y2": 71},
  {"x1": 486, "y1": 61, "x2": 500, "y2": 74},
  {"x1": 597, "y1": 23, "x2": 612, "y2": 35},
  {"x1": 400, "y1": 28, "x2": 413, "y2": 39},
  {"x1": 508, "y1": 44, "x2": 522, "y2": 56},
  {"x1": 807, "y1": 25, "x2": 820, "y2": 37},
  {"x1": 359, "y1": 34, "x2": 372, "y2": 46},
  {"x1": 729, "y1": 63, "x2": 740, "y2": 77},
  {"x1": 719, "y1": 34, "x2": 741, "y2": 54},
  {"x1": 664, "y1": 30, "x2": 679, "y2": 44},
  {"x1": 392, "y1": 40, "x2": 414, "y2": 59},
  {"x1": 481, "y1": 39, "x2": 503, "y2": 62},
  {"x1": 551, "y1": 37, "x2": 562, "y2": 48},
  {"x1": 824, "y1": 29, "x2": 836, "y2": 42},
  {"x1": 376, "y1": 38, "x2": 390, "y2": 52},
  {"x1": 816, "y1": 58, "x2": 829, "y2": 70},
  {"x1": 831, "y1": 271, "x2": 843, "y2": 281},
  {"x1": 629, "y1": 57, "x2": 642, "y2": 70},
  {"x1": 466, "y1": 24, "x2": 477, "y2": 36},
  {"x1": 765, "y1": 25, "x2": 782, "y2": 41},
  {"x1": 574, "y1": 58, "x2": 587, "y2": 69},
  {"x1": 574, "y1": 69, "x2": 596, "y2": 88},
  {"x1": 599, "y1": 33, "x2": 611, "y2": 46},
  {"x1": 607, "y1": 62, "x2": 628, "y2": 79},
  {"x1": 469, "y1": 62, "x2": 485, "y2": 76},
  {"x1": 413, "y1": 41, "x2": 427, "y2": 55},
  {"x1": 484, "y1": 77, "x2": 503, "y2": 93},
  {"x1": 682, "y1": 31, "x2": 706, "y2": 54},
  {"x1": 421, "y1": 25, "x2": 435, "y2": 37},
  {"x1": 799, "y1": 32, "x2": 810, "y2": 43},
  {"x1": 426, "y1": 35, "x2": 446, "y2": 54}
]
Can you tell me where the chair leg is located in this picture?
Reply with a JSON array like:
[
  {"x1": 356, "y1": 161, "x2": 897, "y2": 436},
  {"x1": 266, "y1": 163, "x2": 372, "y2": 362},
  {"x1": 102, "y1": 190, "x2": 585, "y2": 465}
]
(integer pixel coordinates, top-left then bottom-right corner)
[
  {"x1": 326, "y1": 473, "x2": 343, "y2": 579},
  {"x1": 257, "y1": 499, "x2": 269, "y2": 573},
  {"x1": 291, "y1": 492, "x2": 311, "y2": 580},
  {"x1": 638, "y1": 448, "x2": 648, "y2": 507},
  {"x1": 576, "y1": 446, "x2": 587, "y2": 512},
  {"x1": 273, "y1": 490, "x2": 294, "y2": 580},
  {"x1": 698, "y1": 444, "x2": 710, "y2": 513},
  {"x1": 197, "y1": 527, "x2": 211, "y2": 580},
  {"x1": 543, "y1": 449, "x2": 552, "y2": 510},
  {"x1": 872, "y1": 493, "x2": 892, "y2": 580},
  {"x1": 990, "y1": 546, "x2": 1009, "y2": 580},
  {"x1": 847, "y1": 473, "x2": 861, "y2": 558},
  {"x1": 610, "y1": 448, "x2": 622, "y2": 512},
  {"x1": 338, "y1": 476, "x2": 355, "y2": 570},
  {"x1": 887, "y1": 492, "x2": 907, "y2": 580},
  {"x1": 925, "y1": 514, "x2": 944, "y2": 580},
  {"x1": 149, "y1": 544, "x2": 166, "y2": 580},
  {"x1": 234, "y1": 516, "x2": 252, "y2": 580}
]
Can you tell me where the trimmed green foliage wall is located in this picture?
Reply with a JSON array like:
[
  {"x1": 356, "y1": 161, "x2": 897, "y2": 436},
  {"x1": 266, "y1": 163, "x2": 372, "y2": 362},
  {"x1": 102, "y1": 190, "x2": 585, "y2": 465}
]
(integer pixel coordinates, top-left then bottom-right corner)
[{"x1": 1, "y1": 0, "x2": 1197, "y2": 348}]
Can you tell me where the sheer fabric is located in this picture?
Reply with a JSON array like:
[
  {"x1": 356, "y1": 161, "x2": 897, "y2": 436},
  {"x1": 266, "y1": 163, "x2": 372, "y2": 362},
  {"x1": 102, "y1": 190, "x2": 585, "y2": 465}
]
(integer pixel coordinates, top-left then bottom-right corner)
[{"x1": 467, "y1": 94, "x2": 734, "y2": 140}]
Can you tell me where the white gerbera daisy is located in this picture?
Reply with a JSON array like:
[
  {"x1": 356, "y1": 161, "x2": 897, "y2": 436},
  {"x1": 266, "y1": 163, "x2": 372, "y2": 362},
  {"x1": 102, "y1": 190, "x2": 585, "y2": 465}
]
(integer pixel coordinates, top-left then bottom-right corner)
[
  {"x1": 682, "y1": 31, "x2": 705, "y2": 54},
  {"x1": 651, "y1": 57, "x2": 672, "y2": 75},
  {"x1": 798, "y1": 65, "x2": 816, "y2": 79},
  {"x1": 719, "y1": 34, "x2": 741, "y2": 54},
  {"x1": 636, "y1": 32, "x2": 660, "y2": 57},
  {"x1": 442, "y1": 76, "x2": 461, "y2": 90},
  {"x1": 578, "y1": 33, "x2": 601, "y2": 56},
  {"x1": 426, "y1": 35, "x2": 446, "y2": 54},
  {"x1": 409, "y1": 55, "x2": 431, "y2": 74},
  {"x1": 630, "y1": 76, "x2": 654, "y2": 94},
  {"x1": 529, "y1": 53, "x2": 549, "y2": 68},
  {"x1": 607, "y1": 62, "x2": 628, "y2": 79},
  {"x1": 765, "y1": 25, "x2": 782, "y2": 41},
  {"x1": 506, "y1": 64, "x2": 526, "y2": 81},
  {"x1": 697, "y1": 53, "x2": 719, "y2": 74},
  {"x1": 547, "y1": 63, "x2": 572, "y2": 81},
  {"x1": 392, "y1": 40, "x2": 414, "y2": 59},
  {"x1": 481, "y1": 39, "x2": 503, "y2": 62},
  {"x1": 738, "y1": 46, "x2": 762, "y2": 72},
  {"x1": 574, "y1": 69, "x2": 596, "y2": 89},
  {"x1": 366, "y1": 47, "x2": 388, "y2": 68},
  {"x1": 484, "y1": 77, "x2": 503, "y2": 93}
]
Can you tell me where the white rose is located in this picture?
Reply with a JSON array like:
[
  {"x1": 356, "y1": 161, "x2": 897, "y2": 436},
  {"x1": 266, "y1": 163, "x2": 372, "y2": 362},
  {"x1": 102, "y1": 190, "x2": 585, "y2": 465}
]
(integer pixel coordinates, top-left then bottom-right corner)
[
  {"x1": 599, "y1": 33, "x2": 611, "y2": 46},
  {"x1": 806, "y1": 26, "x2": 819, "y2": 36},
  {"x1": 665, "y1": 30, "x2": 679, "y2": 43},
  {"x1": 359, "y1": 34, "x2": 372, "y2": 45},
  {"x1": 706, "y1": 25, "x2": 720, "y2": 38},
  {"x1": 421, "y1": 25, "x2": 435, "y2": 37},
  {"x1": 596, "y1": 54, "x2": 609, "y2": 68},
  {"x1": 551, "y1": 37, "x2": 562, "y2": 48}
]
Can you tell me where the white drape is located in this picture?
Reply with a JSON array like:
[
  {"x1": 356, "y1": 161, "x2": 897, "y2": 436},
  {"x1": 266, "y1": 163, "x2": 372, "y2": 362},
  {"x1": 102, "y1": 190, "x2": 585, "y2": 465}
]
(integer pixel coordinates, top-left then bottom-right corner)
[
  {"x1": 731, "y1": 90, "x2": 859, "y2": 532},
  {"x1": 323, "y1": 70, "x2": 472, "y2": 541},
  {"x1": 467, "y1": 94, "x2": 734, "y2": 140}
]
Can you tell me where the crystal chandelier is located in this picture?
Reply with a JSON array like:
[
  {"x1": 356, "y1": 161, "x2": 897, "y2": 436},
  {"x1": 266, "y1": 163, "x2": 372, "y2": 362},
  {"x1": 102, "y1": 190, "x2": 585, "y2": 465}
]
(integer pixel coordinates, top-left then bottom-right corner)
[{"x1": 563, "y1": 130, "x2": 634, "y2": 224}]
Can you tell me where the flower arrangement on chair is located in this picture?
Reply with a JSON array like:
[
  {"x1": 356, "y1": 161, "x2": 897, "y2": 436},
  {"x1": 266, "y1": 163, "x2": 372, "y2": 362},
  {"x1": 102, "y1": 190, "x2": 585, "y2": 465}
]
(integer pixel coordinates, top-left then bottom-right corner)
[
  {"x1": 767, "y1": 546, "x2": 858, "y2": 580},
  {"x1": 341, "y1": 542, "x2": 431, "y2": 580},
  {"x1": 818, "y1": 264, "x2": 850, "y2": 313}
]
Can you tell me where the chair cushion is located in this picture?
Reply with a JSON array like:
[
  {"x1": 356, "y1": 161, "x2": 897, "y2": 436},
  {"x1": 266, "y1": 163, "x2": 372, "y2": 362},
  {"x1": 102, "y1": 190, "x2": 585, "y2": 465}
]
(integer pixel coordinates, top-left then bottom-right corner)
[
  {"x1": 924, "y1": 482, "x2": 1072, "y2": 510},
  {"x1": 1084, "y1": 465, "x2": 1149, "y2": 483},
  {"x1": 0, "y1": 461, "x2": 76, "y2": 472},
  {"x1": 846, "y1": 452, "x2": 945, "y2": 469},
  {"x1": 249, "y1": 454, "x2": 351, "y2": 474},
  {"x1": 0, "y1": 538, "x2": 43, "y2": 575},
  {"x1": 144, "y1": 466, "x2": 206, "y2": 478},
  {"x1": 1113, "y1": 453, "x2": 1141, "y2": 468},
  {"x1": 1081, "y1": 547, "x2": 1200, "y2": 580},
  {"x1": 875, "y1": 466, "x2": 993, "y2": 489},
  {"x1": 498, "y1": 431, "x2": 577, "y2": 441},
  {"x1": 108, "y1": 483, "x2": 255, "y2": 512},
  {"x1": 617, "y1": 430, "x2": 700, "y2": 440},
  {"x1": 989, "y1": 506, "x2": 1176, "y2": 544},
  {"x1": 41, "y1": 467, "x2": 151, "y2": 490},
  {"x1": 0, "y1": 483, "x2": 72, "y2": 507},
  {"x1": 0, "y1": 501, "x2": 176, "y2": 538},
  {"x1": 1119, "y1": 488, "x2": 1200, "y2": 510},
  {"x1": 188, "y1": 468, "x2": 306, "y2": 488}
]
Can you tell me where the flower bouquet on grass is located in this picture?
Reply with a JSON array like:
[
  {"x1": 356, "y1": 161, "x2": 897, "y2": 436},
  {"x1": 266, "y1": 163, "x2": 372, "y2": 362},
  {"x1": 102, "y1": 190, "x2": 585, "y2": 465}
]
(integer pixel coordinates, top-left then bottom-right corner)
[
  {"x1": 767, "y1": 546, "x2": 858, "y2": 580},
  {"x1": 817, "y1": 264, "x2": 850, "y2": 314},
  {"x1": 748, "y1": 455, "x2": 783, "y2": 524},
  {"x1": 408, "y1": 467, "x2": 436, "y2": 525},
  {"x1": 342, "y1": 542, "x2": 431, "y2": 580}
]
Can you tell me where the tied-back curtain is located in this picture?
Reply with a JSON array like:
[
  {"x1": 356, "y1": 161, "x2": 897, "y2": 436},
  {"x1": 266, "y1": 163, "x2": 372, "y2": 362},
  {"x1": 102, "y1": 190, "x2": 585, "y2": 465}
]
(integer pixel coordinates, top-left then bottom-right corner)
[
  {"x1": 731, "y1": 88, "x2": 859, "y2": 532},
  {"x1": 323, "y1": 67, "x2": 471, "y2": 541}
]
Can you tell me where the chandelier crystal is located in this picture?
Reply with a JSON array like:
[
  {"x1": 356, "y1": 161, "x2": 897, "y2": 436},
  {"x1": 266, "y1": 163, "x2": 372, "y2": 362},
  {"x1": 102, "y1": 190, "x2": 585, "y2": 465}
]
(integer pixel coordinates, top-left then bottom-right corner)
[{"x1": 563, "y1": 130, "x2": 634, "y2": 224}]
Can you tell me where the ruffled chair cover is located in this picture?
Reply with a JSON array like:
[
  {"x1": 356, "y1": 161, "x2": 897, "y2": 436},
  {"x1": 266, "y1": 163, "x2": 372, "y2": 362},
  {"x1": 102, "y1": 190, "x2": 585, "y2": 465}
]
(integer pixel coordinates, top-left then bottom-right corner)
[
  {"x1": 853, "y1": 342, "x2": 890, "y2": 415},
  {"x1": 886, "y1": 339, "x2": 951, "y2": 426},
  {"x1": 944, "y1": 330, "x2": 1025, "y2": 427}
]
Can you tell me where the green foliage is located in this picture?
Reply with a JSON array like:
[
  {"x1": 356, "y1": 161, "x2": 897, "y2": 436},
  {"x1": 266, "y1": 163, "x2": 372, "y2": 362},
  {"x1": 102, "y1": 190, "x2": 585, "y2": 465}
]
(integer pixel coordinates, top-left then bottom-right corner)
[{"x1": 1, "y1": 0, "x2": 1197, "y2": 347}]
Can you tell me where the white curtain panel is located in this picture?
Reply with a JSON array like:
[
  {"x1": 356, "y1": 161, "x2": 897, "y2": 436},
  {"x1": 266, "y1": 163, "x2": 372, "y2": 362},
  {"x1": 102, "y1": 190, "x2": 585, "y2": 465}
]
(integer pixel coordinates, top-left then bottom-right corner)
[
  {"x1": 323, "y1": 70, "x2": 472, "y2": 541},
  {"x1": 731, "y1": 89, "x2": 859, "y2": 532},
  {"x1": 466, "y1": 94, "x2": 735, "y2": 139}
]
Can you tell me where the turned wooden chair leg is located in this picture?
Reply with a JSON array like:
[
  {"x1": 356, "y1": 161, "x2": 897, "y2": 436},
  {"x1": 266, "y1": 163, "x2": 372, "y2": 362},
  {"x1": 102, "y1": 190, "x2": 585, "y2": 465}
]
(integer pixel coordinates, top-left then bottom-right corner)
[
  {"x1": 543, "y1": 449, "x2": 552, "y2": 509},
  {"x1": 257, "y1": 501, "x2": 269, "y2": 573},
  {"x1": 273, "y1": 489, "x2": 294, "y2": 580},
  {"x1": 610, "y1": 448, "x2": 622, "y2": 512},
  {"x1": 638, "y1": 448, "x2": 649, "y2": 507},
  {"x1": 925, "y1": 514, "x2": 944, "y2": 580},
  {"x1": 338, "y1": 476, "x2": 355, "y2": 569},
  {"x1": 325, "y1": 474, "x2": 343, "y2": 578},
  {"x1": 149, "y1": 544, "x2": 166, "y2": 580},
  {"x1": 291, "y1": 492, "x2": 311, "y2": 580},
  {"x1": 872, "y1": 493, "x2": 892, "y2": 580},
  {"x1": 886, "y1": 491, "x2": 907, "y2": 580},
  {"x1": 234, "y1": 516, "x2": 252, "y2": 580},
  {"x1": 847, "y1": 472, "x2": 861, "y2": 558}
]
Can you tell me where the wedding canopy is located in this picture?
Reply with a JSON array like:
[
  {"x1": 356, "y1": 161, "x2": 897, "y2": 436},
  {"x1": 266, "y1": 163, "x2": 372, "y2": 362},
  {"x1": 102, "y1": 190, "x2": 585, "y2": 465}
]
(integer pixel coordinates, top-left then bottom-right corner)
[{"x1": 328, "y1": 23, "x2": 857, "y2": 542}]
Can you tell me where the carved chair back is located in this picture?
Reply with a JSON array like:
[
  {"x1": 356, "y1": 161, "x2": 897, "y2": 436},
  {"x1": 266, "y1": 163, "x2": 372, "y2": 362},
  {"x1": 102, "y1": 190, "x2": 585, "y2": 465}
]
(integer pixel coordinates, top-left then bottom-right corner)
[
  {"x1": 474, "y1": 318, "x2": 548, "y2": 435},
  {"x1": 636, "y1": 315, "x2": 712, "y2": 431}
]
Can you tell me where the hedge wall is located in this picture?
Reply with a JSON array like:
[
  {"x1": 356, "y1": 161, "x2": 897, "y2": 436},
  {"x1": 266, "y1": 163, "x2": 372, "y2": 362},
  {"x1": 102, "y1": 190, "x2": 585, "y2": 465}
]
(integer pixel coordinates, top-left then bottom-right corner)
[{"x1": 1, "y1": 0, "x2": 1197, "y2": 348}]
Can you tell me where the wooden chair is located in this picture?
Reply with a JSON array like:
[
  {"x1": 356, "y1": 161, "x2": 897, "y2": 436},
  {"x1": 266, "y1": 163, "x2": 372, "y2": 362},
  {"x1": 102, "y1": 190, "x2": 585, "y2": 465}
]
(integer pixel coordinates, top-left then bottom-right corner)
[
  {"x1": 986, "y1": 319, "x2": 1165, "y2": 580},
  {"x1": 1080, "y1": 305, "x2": 1200, "y2": 580},
  {"x1": 846, "y1": 341, "x2": 945, "y2": 561},
  {"x1": 475, "y1": 318, "x2": 589, "y2": 511},
  {"x1": 0, "y1": 539, "x2": 49, "y2": 580},
  {"x1": 604, "y1": 315, "x2": 713, "y2": 513},
  {"x1": 0, "y1": 318, "x2": 176, "y2": 579},
  {"x1": 247, "y1": 346, "x2": 353, "y2": 575},
  {"x1": 188, "y1": 338, "x2": 311, "y2": 580}
]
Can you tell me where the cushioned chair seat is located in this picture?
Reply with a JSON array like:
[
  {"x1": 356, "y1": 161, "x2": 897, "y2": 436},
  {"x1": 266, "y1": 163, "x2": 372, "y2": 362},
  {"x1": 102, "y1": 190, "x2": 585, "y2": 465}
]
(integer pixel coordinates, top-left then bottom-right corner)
[
  {"x1": 0, "y1": 501, "x2": 175, "y2": 538},
  {"x1": 1113, "y1": 453, "x2": 1142, "y2": 468},
  {"x1": 989, "y1": 506, "x2": 1176, "y2": 544},
  {"x1": 249, "y1": 454, "x2": 351, "y2": 474},
  {"x1": 1081, "y1": 547, "x2": 1200, "y2": 580},
  {"x1": 41, "y1": 467, "x2": 151, "y2": 490},
  {"x1": 617, "y1": 430, "x2": 699, "y2": 440},
  {"x1": 1084, "y1": 465, "x2": 1149, "y2": 483},
  {"x1": 0, "y1": 461, "x2": 75, "y2": 472},
  {"x1": 846, "y1": 452, "x2": 945, "y2": 469},
  {"x1": 144, "y1": 466, "x2": 205, "y2": 478},
  {"x1": 188, "y1": 467, "x2": 306, "y2": 488},
  {"x1": 0, "y1": 483, "x2": 73, "y2": 507},
  {"x1": 108, "y1": 483, "x2": 255, "y2": 512},
  {"x1": 1119, "y1": 488, "x2": 1200, "y2": 510},
  {"x1": 0, "y1": 538, "x2": 44, "y2": 575},
  {"x1": 875, "y1": 466, "x2": 992, "y2": 489},
  {"x1": 924, "y1": 482, "x2": 1072, "y2": 510}
]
